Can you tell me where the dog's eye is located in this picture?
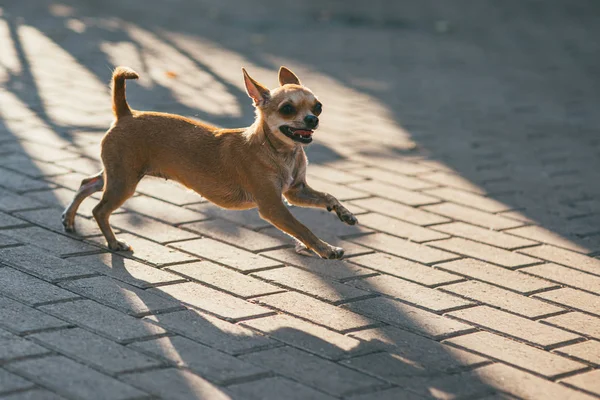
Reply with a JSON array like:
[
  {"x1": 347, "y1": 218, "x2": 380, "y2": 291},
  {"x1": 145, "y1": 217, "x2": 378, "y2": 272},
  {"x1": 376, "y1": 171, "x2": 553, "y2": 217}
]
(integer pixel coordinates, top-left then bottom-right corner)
[
  {"x1": 279, "y1": 104, "x2": 295, "y2": 115},
  {"x1": 313, "y1": 102, "x2": 322, "y2": 116}
]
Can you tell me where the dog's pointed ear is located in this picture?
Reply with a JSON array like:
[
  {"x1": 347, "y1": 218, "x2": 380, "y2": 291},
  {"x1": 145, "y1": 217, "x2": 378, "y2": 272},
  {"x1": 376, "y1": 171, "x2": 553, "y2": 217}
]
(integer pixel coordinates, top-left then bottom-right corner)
[
  {"x1": 278, "y1": 66, "x2": 301, "y2": 86},
  {"x1": 242, "y1": 68, "x2": 270, "y2": 106}
]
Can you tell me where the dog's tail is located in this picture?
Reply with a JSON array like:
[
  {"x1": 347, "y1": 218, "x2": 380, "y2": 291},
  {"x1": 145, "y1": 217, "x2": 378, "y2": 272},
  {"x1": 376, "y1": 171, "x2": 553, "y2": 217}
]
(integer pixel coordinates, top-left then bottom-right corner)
[{"x1": 111, "y1": 66, "x2": 139, "y2": 119}]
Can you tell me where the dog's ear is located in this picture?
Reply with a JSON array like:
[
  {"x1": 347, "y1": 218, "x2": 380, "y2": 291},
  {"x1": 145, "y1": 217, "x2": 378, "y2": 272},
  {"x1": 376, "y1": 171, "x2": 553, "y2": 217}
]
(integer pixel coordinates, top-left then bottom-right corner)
[
  {"x1": 242, "y1": 68, "x2": 270, "y2": 106},
  {"x1": 278, "y1": 66, "x2": 301, "y2": 86}
]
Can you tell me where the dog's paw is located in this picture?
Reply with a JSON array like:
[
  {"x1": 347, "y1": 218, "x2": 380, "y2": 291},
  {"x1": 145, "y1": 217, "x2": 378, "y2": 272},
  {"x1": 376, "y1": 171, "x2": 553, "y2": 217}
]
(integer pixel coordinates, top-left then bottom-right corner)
[
  {"x1": 322, "y1": 246, "x2": 344, "y2": 260},
  {"x1": 335, "y1": 208, "x2": 358, "y2": 226},
  {"x1": 61, "y1": 212, "x2": 75, "y2": 233},
  {"x1": 294, "y1": 241, "x2": 313, "y2": 257},
  {"x1": 109, "y1": 239, "x2": 133, "y2": 252}
]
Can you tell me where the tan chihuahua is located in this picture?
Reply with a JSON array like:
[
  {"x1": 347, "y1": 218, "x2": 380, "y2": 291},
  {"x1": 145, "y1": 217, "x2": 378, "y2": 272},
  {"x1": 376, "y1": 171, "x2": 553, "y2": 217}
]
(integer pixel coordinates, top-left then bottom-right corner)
[{"x1": 62, "y1": 66, "x2": 357, "y2": 259}]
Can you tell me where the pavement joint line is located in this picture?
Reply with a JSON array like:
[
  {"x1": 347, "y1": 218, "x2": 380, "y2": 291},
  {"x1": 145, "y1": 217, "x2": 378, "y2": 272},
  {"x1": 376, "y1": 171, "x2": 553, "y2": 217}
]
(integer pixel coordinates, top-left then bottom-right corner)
[{"x1": 517, "y1": 269, "x2": 600, "y2": 295}]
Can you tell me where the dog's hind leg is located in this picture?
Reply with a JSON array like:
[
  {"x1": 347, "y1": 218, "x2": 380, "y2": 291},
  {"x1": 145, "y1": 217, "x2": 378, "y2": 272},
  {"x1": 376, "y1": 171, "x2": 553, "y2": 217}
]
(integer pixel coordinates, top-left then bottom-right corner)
[{"x1": 62, "y1": 171, "x2": 105, "y2": 232}]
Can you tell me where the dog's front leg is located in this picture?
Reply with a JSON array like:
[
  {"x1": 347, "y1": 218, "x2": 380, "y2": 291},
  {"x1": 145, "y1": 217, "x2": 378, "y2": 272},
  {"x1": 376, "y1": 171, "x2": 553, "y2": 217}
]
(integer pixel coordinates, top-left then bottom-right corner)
[
  {"x1": 284, "y1": 182, "x2": 358, "y2": 225},
  {"x1": 257, "y1": 197, "x2": 344, "y2": 259}
]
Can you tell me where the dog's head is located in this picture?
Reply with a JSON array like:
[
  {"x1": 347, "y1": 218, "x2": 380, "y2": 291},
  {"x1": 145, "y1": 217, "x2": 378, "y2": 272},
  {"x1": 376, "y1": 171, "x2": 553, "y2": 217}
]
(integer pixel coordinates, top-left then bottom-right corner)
[{"x1": 243, "y1": 66, "x2": 322, "y2": 146}]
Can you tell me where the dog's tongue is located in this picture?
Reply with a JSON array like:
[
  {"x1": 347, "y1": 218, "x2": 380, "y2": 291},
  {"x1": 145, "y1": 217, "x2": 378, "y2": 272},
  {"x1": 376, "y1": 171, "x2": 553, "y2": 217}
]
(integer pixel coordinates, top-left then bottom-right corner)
[{"x1": 295, "y1": 130, "x2": 313, "y2": 137}]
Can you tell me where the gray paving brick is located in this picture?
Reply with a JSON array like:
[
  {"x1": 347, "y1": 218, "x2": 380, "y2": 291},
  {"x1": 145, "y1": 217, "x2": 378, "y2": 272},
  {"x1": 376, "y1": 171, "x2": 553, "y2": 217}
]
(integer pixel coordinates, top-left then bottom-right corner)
[
  {"x1": 350, "y1": 197, "x2": 450, "y2": 226},
  {"x1": 424, "y1": 187, "x2": 512, "y2": 213},
  {"x1": 0, "y1": 168, "x2": 54, "y2": 192},
  {"x1": 349, "y1": 180, "x2": 440, "y2": 206},
  {"x1": 0, "y1": 328, "x2": 50, "y2": 362},
  {"x1": 344, "y1": 297, "x2": 474, "y2": 339},
  {"x1": 166, "y1": 261, "x2": 283, "y2": 298},
  {"x1": 520, "y1": 245, "x2": 600, "y2": 276},
  {"x1": 227, "y1": 376, "x2": 337, "y2": 400},
  {"x1": 131, "y1": 335, "x2": 267, "y2": 385},
  {"x1": 122, "y1": 369, "x2": 230, "y2": 399},
  {"x1": 144, "y1": 309, "x2": 276, "y2": 355},
  {"x1": 351, "y1": 166, "x2": 435, "y2": 190},
  {"x1": 0, "y1": 212, "x2": 28, "y2": 229},
  {"x1": 0, "y1": 234, "x2": 20, "y2": 248},
  {"x1": 0, "y1": 267, "x2": 80, "y2": 306},
  {"x1": 432, "y1": 222, "x2": 537, "y2": 250},
  {"x1": 260, "y1": 249, "x2": 376, "y2": 281},
  {"x1": 448, "y1": 306, "x2": 580, "y2": 348},
  {"x1": 60, "y1": 276, "x2": 184, "y2": 317},
  {"x1": 241, "y1": 314, "x2": 371, "y2": 360},
  {"x1": 29, "y1": 328, "x2": 161, "y2": 374},
  {"x1": 68, "y1": 253, "x2": 185, "y2": 288},
  {"x1": 345, "y1": 387, "x2": 428, "y2": 400},
  {"x1": 253, "y1": 267, "x2": 373, "y2": 305},
  {"x1": 253, "y1": 292, "x2": 376, "y2": 333},
  {"x1": 110, "y1": 212, "x2": 198, "y2": 243},
  {"x1": 308, "y1": 177, "x2": 368, "y2": 201},
  {"x1": 534, "y1": 288, "x2": 600, "y2": 316},
  {"x1": 123, "y1": 194, "x2": 208, "y2": 224},
  {"x1": 357, "y1": 212, "x2": 449, "y2": 243},
  {"x1": 39, "y1": 300, "x2": 167, "y2": 344},
  {"x1": 1, "y1": 227, "x2": 98, "y2": 256},
  {"x1": 87, "y1": 233, "x2": 197, "y2": 267},
  {"x1": 186, "y1": 203, "x2": 270, "y2": 230},
  {"x1": 521, "y1": 263, "x2": 600, "y2": 294},
  {"x1": 0, "y1": 245, "x2": 98, "y2": 282},
  {"x1": 348, "y1": 252, "x2": 463, "y2": 287},
  {"x1": 0, "y1": 296, "x2": 70, "y2": 335},
  {"x1": 0, "y1": 369, "x2": 35, "y2": 395},
  {"x1": 14, "y1": 208, "x2": 107, "y2": 238},
  {"x1": 436, "y1": 258, "x2": 556, "y2": 294},
  {"x1": 181, "y1": 219, "x2": 288, "y2": 252},
  {"x1": 24, "y1": 187, "x2": 105, "y2": 217},
  {"x1": 423, "y1": 202, "x2": 523, "y2": 230},
  {"x1": 0, "y1": 389, "x2": 66, "y2": 400},
  {"x1": 171, "y1": 238, "x2": 282, "y2": 272},
  {"x1": 446, "y1": 331, "x2": 586, "y2": 378},
  {"x1": 506, "y1": 226, "x2": 589, "y2": 253},
  {"x1": 6, "y1": 356, "x2": 146, "y2": 400},
  {"x1": 543, "y1": 312, "x2": 600, "y2": 340},
  {"x1": 441, "y1": 280, "x2": 564, "y2": 318},
  {"x1": 561, "y1": 370, "x2": 600, "y2": 397},
  {"x1": 240, "y1": 346, "x2": 384, "y2": 397},
  {"x1": 555, "y1": 340, "x2": 600, "y2": 366},
  {"x1": 0, "y1": 188, "x2": 45, "y2": 212}
]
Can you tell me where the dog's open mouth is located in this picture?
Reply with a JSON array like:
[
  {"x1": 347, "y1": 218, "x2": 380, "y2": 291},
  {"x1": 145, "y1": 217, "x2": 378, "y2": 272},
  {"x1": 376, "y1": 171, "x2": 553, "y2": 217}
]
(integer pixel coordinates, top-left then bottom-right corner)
[{"x1": 279, "y1": 126, "x2": 314, "y2": 144}]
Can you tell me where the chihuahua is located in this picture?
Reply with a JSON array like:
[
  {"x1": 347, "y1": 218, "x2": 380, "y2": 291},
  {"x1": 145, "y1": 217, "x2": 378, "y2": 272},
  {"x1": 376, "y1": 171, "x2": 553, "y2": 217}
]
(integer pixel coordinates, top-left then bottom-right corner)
[{"x1": 62, "y1": 66, "x2": 358, "y2": 259}]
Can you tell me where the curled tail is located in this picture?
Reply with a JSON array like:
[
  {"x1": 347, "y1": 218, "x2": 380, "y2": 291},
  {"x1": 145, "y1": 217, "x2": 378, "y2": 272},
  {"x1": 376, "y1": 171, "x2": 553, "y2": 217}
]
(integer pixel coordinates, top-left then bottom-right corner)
[{"x1": 111, "y1": 66, "x2": 139, "y2": 119}]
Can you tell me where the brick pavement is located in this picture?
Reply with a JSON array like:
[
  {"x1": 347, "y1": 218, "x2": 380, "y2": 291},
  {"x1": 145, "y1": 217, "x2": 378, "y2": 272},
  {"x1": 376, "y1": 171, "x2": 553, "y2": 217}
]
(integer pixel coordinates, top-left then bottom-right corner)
[{"x1": 0, "y1": 0, "x2": 599, "y2": 399}]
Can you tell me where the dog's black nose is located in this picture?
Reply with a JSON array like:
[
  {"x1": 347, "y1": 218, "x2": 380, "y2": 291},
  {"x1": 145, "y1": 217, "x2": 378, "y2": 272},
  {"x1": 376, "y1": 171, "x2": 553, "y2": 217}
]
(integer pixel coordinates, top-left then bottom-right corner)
[{"x1": 304, "y1": 115, "x2": 319, "y2": 129}]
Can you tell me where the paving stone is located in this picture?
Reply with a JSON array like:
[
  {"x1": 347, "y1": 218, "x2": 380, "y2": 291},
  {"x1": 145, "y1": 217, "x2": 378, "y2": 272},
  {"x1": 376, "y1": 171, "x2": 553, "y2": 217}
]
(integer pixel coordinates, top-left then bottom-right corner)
[
  {"x1": 60, "y1": 276, "x2": 184, "y2": 317},
  {"x1": 227, "y1": 376, "x2": 337, "y2": 400},
  {"x1": 535, "y1": 288, "x2": 600, "y2": 316},
  {"x1": 423, "y1": 202, "x2": 523, "y2": 230},
  {"x1": 520, "y1": 245, "x2": 600, "y2": 276},
  {"x1": 181, "y1": 219, "x2": 288, "y2": 252},
  {"x1": 306, "y1": 164, "x2": 365, "y2": 185},
  {"x1": 448, "y1": 306, "x2": 580, "y2": 348},
  {"x1": 167, "y1": 261, "x2": 283, "y2": 298},
  {"x1": 473, "y1": 363, "x2": 597, "y2": 400},
  {"x1": 441, "y1": 280, "x2": 564, "y2": 318},
  {"x1": 561, "y1": 369, "x2": 600, "y2": 396},
  {"x1": 554, "y1": 340, "x2": 600, "y2": 366},
  {"x1": 123, "y1": 194, "x2": 208, "y2": 224},
  {"x1": 121, "y1": 368, "x2": 230, "y2": 400},
  {"x1": 345, "y1": 387, "x2": 428, "y2": 400},
  {"x1": 24, "y1": 187, "x2": 106, "y2": 217},
  {"x1": 432, "y1": 222, "x2": 537, "y2": 250},
  {"x1": 144, "y1": 309, "x2": 275, "y2": 355},
  {"x1": 0, "y1": 328, "x2": 50, "y2": 362},
  {"x1": 446, "y1": 331, "x2": 586, "y2": 378},
  {"x1": 351, "y1": 197, "x2": 450, "y2": 226},
  {"x1": 29, "y1": 328, "x2": 161, "y2": 374},
  {"x1": 0, "y1": 245, "x2": 98, "y2": 282},
  {"x1": 0, "y1": 168, "x2": 54, "y2": 192},
  {"x1": 186, "y1": 203, "x2": 270, "y2": 230},
  {"x1": 240, "y1": 346, "x2": 383, "y2": 397},
  {"x1": 351, "y1": 233, "x2": 460, "y2": 264},
  {"x1": 0, "y1": 155, "x2": 70, "y2": 179},
  {"x1": 0, "y1": 389, "x2": 67, "y2": 400},
  {"x1": 150, "y1": 282, "x2": 274, "y2": 321},
  {"x1": 171, "y1": 238, "x2": 282, "y2": 272},
  {"x1": 260, "y1": 249, "x2": 375, "y2": 281},
  {"x1": 39, "y1": 300, "x2": 167, "y2": 344},
  {"x1": 109, "y1": 212, "x2": 198, "y2": 243},
  {"x1": 349, "y1": 181, "x2": 439, "y2": 206},
  {"x1": 86, "y1": 233, "x2": 197, "y2": 267},
  {"x1": 0, "y1": 234, "x2": 20, "y2": 248},
  {"x1": 429, "y1": 237, "x2": 539, "y2": 268},
  {"x1": 241, "y1": 314, "x2": 370, "y2": 360},
  {"x1": 351, "y1": 166, "x2": 436, "y2": 190},
  {"x1": 253, "y1": 291, "x2": 376, "y2": 333},
  {"x1": 6, "y1": 356, "x2": 146, "y2": 400},
  {"x1": 68, "y1": 253, "x2": 185, "y2": 288},
  {"x1": 349, "y1": 325, "x2": 487, "y2": 373},
  {"x1": 521, "y1": 263, "x2": 600, "y2": 294},
  {"x1": 351, "y1": 275, "x2": 471, "y2": 312},
  {"x1": 0, "y1": 369, "x2": 35, "y2": 395},
  {"x1": 357, "y1": 213, "x2": 449, "y2": 242},
  {"x1": 15, "y1": 208, "x2": 106, "y2": 238},
  {"x1": 436, "y1": 258, "x2": 556, "y2": 294},
  {"x1": 131, "y1": 335, "x2": 267, "y2": 385},
  {"x1": 506, "y1": 226, "x2": 590, "y2": 253},
  {"x1": 0, "y1": 212, "x2": 28, "y2": 229},
  {"x1": 308, "y1": 177, "x2": 369, "y2": 201},
  {"x1": 424, "y1": 187, "x2": 512, "y2": 213},
  {"x1": 253, "y1": 267, "x2": 373, "y2": 305},
  {"x1": 343, "y1": 297, "x2": 475, "y2": 339},
  {"x1": 0, "y1": 267, "x2": 80, "y2": 306},
  {"x1": 1, "y1": 227, "x2": 98, "y2": 256},
  {"x1": 0, "y1": 295, "x2": 70, "y2": 335},
  {"x1": 0, "y1": 188, "x2": 45, "y2": 212},
  {"x1": 543, "y1": 312, "x2": 600, "y2": 339},
  {"x1": 420, "y1": 171, "x2": 486, "y2": 194},
  {"x1": 348, "y1": 252, "x2": 463, "y2": 287}
]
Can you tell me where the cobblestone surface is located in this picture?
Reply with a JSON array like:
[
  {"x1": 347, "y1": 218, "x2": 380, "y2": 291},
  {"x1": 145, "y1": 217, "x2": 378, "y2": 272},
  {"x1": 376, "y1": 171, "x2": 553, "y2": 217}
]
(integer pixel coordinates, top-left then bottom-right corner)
[{"x1": 0, "y1": 0, "x2": 599, "y2": 398}]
